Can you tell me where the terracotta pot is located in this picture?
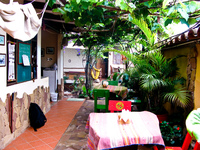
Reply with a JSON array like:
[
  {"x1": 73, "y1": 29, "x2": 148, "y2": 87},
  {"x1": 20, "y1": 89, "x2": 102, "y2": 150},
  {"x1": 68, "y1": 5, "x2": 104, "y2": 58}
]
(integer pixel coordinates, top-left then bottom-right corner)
[{"x1": 156, "y1": 113, "x2": 168, "y2": 123}]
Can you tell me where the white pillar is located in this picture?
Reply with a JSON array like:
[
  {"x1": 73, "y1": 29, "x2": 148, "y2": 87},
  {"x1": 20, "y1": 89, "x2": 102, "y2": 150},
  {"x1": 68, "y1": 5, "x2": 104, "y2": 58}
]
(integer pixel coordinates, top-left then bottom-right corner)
[
  {"x1": 37, "y1": 28, "x2": 42, "y2": 79},
  {"x1": 57, "y1": 34, "x2": 63, "y2": 84}
]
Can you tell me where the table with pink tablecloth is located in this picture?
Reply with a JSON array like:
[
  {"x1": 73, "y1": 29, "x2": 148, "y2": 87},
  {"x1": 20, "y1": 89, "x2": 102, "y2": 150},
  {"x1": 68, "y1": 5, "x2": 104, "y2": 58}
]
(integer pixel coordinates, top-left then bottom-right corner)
[{"x1": 86, "y1": 111, "x2": 165, "y2": 150}]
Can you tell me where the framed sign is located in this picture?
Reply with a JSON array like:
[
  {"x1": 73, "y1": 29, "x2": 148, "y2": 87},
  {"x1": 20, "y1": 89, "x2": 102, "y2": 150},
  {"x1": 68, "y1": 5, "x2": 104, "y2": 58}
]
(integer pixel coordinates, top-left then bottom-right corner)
[
  {"x1": 0, "y1": 35, "x2": 5, "y2": 46},
  {"x1": 0, "y1": 53, "x2": 6, "y2": 67},
  {"x1": 46, "y1": 47, "x2": 54, "y2": 54}
]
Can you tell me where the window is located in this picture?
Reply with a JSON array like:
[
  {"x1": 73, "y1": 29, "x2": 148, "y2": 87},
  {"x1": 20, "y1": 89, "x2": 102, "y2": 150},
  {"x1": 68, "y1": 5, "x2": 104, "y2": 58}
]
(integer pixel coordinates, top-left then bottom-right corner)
[{"x1": 113, "y1": 52, "x2": 122, "y2": 64}]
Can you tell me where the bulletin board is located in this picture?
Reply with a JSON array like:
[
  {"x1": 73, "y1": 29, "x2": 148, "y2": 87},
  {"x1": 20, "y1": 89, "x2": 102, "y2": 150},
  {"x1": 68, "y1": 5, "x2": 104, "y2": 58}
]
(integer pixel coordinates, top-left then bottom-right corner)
[
  {"x1": 17, "y1": 42, "x2": 31, "y2": 83},
  {"x1": 18, "y1": 42, "x2": 31, "y2": 64}
]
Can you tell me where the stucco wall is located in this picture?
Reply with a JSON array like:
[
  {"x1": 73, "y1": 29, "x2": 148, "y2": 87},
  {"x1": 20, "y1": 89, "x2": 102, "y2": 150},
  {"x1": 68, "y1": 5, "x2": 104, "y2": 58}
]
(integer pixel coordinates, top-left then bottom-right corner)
[
  {"x1": 41, "y1": 30, "x2": 58, "y2": 68},
  {"x1": 0, "y1": 29, "x2": 7, "y2": 94},
  {"x1": 194, "y1": 43, "x2": 200, "y2": 109},
  {"x1": 63, "y1": 40, "x2": 86, "y2": 73},
  {"x1": 162, "y1": 43, "x2": 197, "y2": 111},
  {"x1": 162, "y1": 46, "x2": 188, "y2": 79}
]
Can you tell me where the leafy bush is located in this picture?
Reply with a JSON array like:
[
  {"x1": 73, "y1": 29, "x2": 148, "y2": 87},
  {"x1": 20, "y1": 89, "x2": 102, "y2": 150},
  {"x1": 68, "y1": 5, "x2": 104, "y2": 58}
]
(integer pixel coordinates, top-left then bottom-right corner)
[{"x1": 160, "y1": 121, "x2": 184, "y2": 146}]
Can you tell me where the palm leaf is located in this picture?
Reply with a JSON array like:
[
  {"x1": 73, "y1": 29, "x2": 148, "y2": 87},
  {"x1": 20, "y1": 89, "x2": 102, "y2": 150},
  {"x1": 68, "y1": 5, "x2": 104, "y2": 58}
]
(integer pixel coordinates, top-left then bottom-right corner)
[
  {"x1": 140, "y1": 73, "x2": 167, "y2": 91},
  {"x1": 163, "y1": 88, "x2": 191, "y2": 107},
  {"x1": 130, "y1": 13, "x2": 156, "y2": 47}
]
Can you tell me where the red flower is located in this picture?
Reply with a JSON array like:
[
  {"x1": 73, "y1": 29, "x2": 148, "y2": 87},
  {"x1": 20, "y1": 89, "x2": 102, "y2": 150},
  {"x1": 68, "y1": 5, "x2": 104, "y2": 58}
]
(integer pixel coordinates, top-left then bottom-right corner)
[{"x1": 177, "y1": 127, "x2": 180, "y2": 130}]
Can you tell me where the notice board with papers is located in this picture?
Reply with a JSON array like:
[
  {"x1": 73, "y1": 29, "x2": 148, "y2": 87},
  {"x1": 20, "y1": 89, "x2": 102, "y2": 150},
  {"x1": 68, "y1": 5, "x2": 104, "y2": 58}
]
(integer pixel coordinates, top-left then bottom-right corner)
[{"x1": 17, "y1": 42, "x2": 31, "y2": 83}]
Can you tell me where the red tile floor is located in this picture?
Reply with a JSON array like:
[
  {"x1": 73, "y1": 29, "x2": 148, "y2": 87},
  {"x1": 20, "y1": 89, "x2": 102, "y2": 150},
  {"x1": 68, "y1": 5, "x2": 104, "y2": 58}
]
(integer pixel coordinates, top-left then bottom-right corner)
[{"x1": 3, "y1": 98, "x2": 84, "y2": 150}]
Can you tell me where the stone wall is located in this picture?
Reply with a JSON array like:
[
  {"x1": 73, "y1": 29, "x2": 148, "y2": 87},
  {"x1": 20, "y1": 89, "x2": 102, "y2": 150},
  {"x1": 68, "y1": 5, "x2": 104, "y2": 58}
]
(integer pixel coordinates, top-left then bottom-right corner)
[
  {"x1": 186, "y1": 46, "x2": 198, "y2": 112},
  {"x1": 0, "y1": 86, "x2": 50, "y2": 149}
]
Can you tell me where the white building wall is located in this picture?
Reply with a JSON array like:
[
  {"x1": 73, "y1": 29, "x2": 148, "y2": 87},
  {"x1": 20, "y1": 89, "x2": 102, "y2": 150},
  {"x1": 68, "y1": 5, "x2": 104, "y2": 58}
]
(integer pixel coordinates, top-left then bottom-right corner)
[
  {"x1": 63, "y1": 40, "x2": 86, "y2": 72},
  {"x1": 0, "y1": 29, "x2": 49, "y2": 102},
  {"x1": 0, "y1": 28, "x2": 7, "y2": 94}
]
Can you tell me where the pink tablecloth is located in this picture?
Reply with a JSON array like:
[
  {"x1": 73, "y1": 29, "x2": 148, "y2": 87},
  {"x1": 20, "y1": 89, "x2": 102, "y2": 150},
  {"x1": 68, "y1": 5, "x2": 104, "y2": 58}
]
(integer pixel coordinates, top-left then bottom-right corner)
[{"x1": 86, "y1": 111, "x2": 165, "y2": 150}]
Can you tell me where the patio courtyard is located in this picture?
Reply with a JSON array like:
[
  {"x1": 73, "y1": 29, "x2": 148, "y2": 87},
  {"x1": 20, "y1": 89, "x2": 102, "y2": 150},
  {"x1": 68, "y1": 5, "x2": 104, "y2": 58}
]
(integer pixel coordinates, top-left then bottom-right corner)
[
  {"x1": 3, "y1": 97, "x2": 85, "y2": 150},
  {"x1": 3, "y1": 95, "x2": 156, "y2": 150}
]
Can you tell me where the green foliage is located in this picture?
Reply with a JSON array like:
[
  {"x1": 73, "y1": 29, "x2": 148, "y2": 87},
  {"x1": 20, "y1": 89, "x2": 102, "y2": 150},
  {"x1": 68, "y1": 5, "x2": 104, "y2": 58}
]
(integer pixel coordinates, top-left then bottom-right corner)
[
  {"x1": 48, "y1": 0, "x2": 200, "y2": 97},
  {"x1": 78, "y1": 85, "x2": 92, "y2": 98},
  {"x1": 71, "y1": 76, "x2": 85, "y2": 92},
  {"x1": 106, "y1": 50, "x2": 191, "y2": 113},
  {"x1": 107, "y1": 72, "x2": 123, "y2": 81},
  {"x1": 50, "y1": 0, "x2": 200, "y2": 38},
  {"x1": 160, "y1": 121, "x2": 184, "y2": 146}
]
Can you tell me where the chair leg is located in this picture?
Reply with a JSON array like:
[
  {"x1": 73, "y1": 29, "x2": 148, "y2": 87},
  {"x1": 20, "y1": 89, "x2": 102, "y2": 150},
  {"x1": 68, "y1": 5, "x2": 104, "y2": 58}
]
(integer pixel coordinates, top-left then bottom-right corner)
[{"x1": 182, "y1": 133, "x2": 192, "y2": 150}]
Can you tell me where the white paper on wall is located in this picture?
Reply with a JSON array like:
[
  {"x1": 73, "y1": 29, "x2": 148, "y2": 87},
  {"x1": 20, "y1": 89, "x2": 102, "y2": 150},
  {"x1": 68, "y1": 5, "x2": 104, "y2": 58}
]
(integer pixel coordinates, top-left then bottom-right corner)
[
  {"x1": 22, "y1": 54, "x2": 30, "y2": 66},
  {"x1": 8, "y1": 43, "x2": 15, "y2": 80}
]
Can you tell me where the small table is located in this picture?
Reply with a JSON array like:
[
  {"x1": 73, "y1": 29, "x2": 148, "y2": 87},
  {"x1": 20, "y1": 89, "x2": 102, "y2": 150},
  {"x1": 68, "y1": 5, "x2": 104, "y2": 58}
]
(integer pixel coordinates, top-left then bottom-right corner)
[
  {"x1": 86, "y1": 111, "x2": 165, "y2": 150},
  {"x1": 94, "y1": 84, "x2": 128, "y2": 100}
]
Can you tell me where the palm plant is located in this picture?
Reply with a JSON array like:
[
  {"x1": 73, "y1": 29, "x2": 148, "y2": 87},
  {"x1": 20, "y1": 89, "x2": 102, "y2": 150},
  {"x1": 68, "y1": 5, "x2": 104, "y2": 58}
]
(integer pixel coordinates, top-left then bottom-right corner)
[{"x1": 129, "y1": 52, "x2": 191, "y2": 113}]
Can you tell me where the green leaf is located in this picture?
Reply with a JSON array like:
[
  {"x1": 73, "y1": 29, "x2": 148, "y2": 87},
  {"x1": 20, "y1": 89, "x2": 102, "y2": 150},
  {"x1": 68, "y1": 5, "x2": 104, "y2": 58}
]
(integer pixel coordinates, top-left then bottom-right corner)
[
  {"x1": 188, "y1": 18, "x2": 197, "y2": 25},
  {"x1": 177, "y1": 8, "x2": 189, "y2": 21},
  {"x1": 143, "y1": 1, "x2": 150, "y2": 8},
  {"x1": 128, "y1": 14, "x2": 133, "y2": 22},
  {"x1": 64, "y1": 7, "x2": 72, "y2": 12},
  {"x1": 53, "y1": 8, "x2": 66, "y2": 14},
  {"x1": 167, "y1": 6, "x2": 175, "y2": 16},
  {"x1": 64, "y1": 16, "x2": 72, "y2": 23},
  {"x1": 75, "y1": 19, "x2": 83, "y2": 26},
  {"x1": 48, "y1": 0, "x2": 56, "y2": 8},
  {"x1": 115, "y1": 0, "x2": 122, "y2": 7},
  {"x1": 130, "y1": 13, "x2": 155, "y2": 46},
  {"x1": 173, "y1": 19, "x2": 180, "y2": 24},
  {"x1": 98, "y1": 23, "x2": 105, "y2": 27},
  {"x1": 164, "y1": 19, "x2": 172, "y2": 27},
  {"x1": 76, "y1": 0, "x2": 80, "y2": 4},
  {"x1": 141, "y1": 8, "x2": 149, "y2": 18},
  {"x1": 90, "y1": 0, "x2": 98, "y2": 3},
  {"x1": 180, "y1": 19, "x2": 189, "y2": 27},
  {"x1": 162, "y1": 0, "x2": 170, "y2": 9},
  {"x1": 187, "y1": 1, "x2": 197, "y2": 13},
  {"x1": 128, "y1": 3, "x2": 136, "y2": 9},
  {"x1": 119, "y1": 1, "x2": 128, "y2": 11},
  {"x1": 82, "y1": 2, "x2": 89, "y2": 9}
]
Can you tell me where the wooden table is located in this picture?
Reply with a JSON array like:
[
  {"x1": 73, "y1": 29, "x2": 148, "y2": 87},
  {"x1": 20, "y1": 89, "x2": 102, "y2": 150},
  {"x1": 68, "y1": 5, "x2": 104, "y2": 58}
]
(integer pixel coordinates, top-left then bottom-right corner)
[
  {"x1": 86, "y1": 111, "x2": 165, "y2": 150},
  {"x1": 94, "y1": 84, "x2": 128, "y2": 100}
]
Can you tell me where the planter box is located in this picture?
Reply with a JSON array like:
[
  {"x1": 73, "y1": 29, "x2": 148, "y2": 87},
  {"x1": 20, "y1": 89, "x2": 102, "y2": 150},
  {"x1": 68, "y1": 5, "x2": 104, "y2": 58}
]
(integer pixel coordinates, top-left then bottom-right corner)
[{"x1": 156, "y1": 114, "x2": 168, "y2": 123}]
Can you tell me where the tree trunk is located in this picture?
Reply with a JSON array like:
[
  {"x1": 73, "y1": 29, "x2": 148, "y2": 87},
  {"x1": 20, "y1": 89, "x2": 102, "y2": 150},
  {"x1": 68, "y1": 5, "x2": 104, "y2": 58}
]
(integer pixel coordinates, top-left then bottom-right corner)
[{"x1": 85, "y1": 46, "x2": 91, "y2": 95}]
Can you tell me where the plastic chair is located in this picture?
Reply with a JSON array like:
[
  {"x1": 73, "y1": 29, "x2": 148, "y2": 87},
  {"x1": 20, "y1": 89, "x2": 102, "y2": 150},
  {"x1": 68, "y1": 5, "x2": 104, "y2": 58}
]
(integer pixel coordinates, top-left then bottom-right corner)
[
  {"x1": 93, "y1": 89, "x2": 110, "y2": 112},
  {"x1": 153, "y1": 132, "x2": 200, "y2": 150},
  {"x1": 127, "y1": 99, "x2": 142, "y2": 111},
  {"x1": 109, "y1": 100, "x2": 131, "y2": 112},
  {"x1": 108, "y1": 80, "x2": 118, "y2": 86}
]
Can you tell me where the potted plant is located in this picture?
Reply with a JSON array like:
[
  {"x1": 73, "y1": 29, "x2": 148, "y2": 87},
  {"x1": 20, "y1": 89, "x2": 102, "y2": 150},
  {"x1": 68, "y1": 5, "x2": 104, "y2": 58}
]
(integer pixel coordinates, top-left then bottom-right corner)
[
  {"x1": 125, "y1": 51, "x2": 190, "y2": 118},
  {"x1": 160, "y1": 121, "x2": 184, "y2": 146}
]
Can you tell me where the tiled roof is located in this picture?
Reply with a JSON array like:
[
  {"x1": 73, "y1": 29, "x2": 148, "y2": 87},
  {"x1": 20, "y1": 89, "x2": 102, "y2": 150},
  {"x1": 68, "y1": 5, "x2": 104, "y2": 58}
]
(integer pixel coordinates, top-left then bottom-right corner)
[{"x1": 158, "y1": 21, "x2": 200, "y2": 48}]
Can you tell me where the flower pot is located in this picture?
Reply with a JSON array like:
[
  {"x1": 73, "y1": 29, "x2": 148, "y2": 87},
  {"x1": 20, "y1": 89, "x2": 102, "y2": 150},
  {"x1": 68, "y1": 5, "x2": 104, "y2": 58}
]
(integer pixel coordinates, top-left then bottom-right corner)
[{"x1": 156, "y1": 113, "x2": 168, "y2": 123}]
